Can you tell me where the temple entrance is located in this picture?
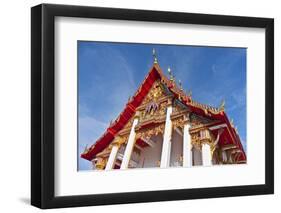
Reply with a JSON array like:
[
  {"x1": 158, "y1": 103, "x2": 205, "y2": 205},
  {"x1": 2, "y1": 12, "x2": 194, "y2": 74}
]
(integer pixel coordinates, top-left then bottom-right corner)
[
  {"x1": 170, "y1": 129, "x2": 183, "y2": 167},
  {"x1": 133, "y1": 134, "x2": 163, "y2": 168},
  {"x1": 192, "y1": 147, "x2": 203, "y2": 166}
]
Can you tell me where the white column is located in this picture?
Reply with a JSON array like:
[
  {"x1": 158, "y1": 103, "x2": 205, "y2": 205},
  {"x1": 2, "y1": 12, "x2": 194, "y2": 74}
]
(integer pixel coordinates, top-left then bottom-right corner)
[
  {"x1": 105, "y1": 145, "x2": 119, "y2": 170},
  {"x1": 183, "y1": 122, "x2": 192, "y2": 167},
  {"x1": 160, "y1": 105, "x2": 173, "y2": 168},
  {"x1": 120, "y1": 116, "x2": 139, "y2": 169},
  {"x1": 202, "y1": 143, "x2": 212, "y2": 166}
]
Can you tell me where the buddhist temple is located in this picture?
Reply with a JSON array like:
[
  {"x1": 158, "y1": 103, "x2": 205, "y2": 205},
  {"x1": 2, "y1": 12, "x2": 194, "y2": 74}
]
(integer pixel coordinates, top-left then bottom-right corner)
[{"x1": 81, "y1": 49, "x2": 246, "y2": 170}]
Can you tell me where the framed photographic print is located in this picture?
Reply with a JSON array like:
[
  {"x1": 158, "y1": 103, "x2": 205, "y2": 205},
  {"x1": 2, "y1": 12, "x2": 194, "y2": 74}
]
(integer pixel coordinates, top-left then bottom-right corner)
[{"x1": 31, "y1": 3, "x2": 274, "y2": 209}]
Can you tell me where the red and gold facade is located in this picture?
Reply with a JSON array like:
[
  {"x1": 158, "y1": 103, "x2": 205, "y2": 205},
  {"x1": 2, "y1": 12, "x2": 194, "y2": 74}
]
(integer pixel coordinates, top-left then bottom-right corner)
[{"x1": 81, "y1": 52, "x2": 246, "y2": 170}]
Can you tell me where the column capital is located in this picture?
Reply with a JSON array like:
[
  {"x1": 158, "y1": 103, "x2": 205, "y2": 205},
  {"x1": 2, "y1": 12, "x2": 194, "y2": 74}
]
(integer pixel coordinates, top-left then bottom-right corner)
[
  {"x1": 110, "y1": 141, "x2": 122, "y2": 148},
  {"x1": 109, "y1": 136, "x2": 121, "y2": 149},
  {"x1": 167, "y1": 98, "x2": 173, "y2": 106},
  {"x1": 95, "y1": 157, "x2": 107, "y2": 170},
  {"x1": 134, "y1": 111, "x2": 141, "y2": 119},
  {"x1": 183, "y1": 113, "x2": 190, "y2": 125}
]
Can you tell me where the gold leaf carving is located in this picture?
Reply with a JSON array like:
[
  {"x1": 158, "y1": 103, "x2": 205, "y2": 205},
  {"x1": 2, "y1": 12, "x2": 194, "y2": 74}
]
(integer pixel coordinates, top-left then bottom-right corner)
[{"x1": 136, "y1": 123, "x2": 165, "y2": 140}]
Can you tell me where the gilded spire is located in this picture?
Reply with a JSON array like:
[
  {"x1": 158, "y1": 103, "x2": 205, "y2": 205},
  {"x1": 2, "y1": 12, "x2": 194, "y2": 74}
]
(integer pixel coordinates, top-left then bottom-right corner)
[
  {"x1": 152, "y1": 48, "x2": 158, "y2": 64},
  {"x1": 178, "y1": 79, "x2": 183, "y2": 91},
  {"x1": 168, "y1": 66, "x2": 174, "y2": 82}
]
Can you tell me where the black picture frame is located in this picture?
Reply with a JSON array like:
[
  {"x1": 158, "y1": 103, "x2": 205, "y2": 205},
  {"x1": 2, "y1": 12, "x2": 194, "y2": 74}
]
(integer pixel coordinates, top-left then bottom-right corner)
[{"x1": 31, "y1": 3, "x2": 274, "y2": 209}]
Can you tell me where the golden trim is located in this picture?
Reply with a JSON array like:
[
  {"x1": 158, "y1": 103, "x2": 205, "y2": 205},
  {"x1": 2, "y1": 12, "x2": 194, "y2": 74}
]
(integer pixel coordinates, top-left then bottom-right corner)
[{"x1": 136, "y1": 123, "x2": 165, "y2": 140}]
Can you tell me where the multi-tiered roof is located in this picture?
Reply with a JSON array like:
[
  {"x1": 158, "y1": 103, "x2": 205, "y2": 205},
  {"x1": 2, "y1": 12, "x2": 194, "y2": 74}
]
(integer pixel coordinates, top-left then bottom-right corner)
[{"x1": 81, "y1": 52, "x2": 246, "y2": 163}]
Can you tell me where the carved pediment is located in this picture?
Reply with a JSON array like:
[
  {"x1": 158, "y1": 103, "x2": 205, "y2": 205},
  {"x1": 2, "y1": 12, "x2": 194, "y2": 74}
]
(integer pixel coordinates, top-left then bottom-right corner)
[{"x1": 142, "y1": 80, "x2": 165, "y2": 105}]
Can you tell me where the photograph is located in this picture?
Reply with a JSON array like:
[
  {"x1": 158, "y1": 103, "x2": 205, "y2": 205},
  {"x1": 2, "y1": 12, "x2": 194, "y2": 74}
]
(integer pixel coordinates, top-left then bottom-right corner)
[
  {"x1": 79, "y1": 42, "x2": 247, "y2": 171},
  {"x1": 29, "y1": 3, "x2": 274, "y2": 209}
]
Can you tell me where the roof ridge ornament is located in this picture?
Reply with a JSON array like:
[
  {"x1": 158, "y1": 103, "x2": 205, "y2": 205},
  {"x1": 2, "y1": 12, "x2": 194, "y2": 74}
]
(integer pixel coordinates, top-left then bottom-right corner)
[
  {"x1": 152, "y1": 48, "x2": 158, "y2": 64},
  {"x1": 83, "y1": 144, "x2": 89, "y2": 154},
  {"x1": 178, "y1": 79, "x2": 183, "y2": 91},
  {"x1": 167, "y1": 66, "x2": 174, "y2": 82},
  {"x1": 219, "y1": 99, "x2": 225, "y2": 111}
]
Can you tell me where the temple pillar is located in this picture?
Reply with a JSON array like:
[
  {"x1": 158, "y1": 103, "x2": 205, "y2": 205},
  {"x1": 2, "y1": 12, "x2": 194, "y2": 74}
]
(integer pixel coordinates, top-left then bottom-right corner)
[
  {"x1": 202, "y1": 143, "x2": 212, "y2": 166},
  {"x1": 160, "y1": 100, "x2": 173, "y2": 168},
  {"x1": 105, "y1": 144, "x2": 119, "y2": 170},
  {"x1": 120, "y1": 114, "x2": 139, "y2": 169},
  {"x1": 183, "y1": 118, "x2": 192, "y2": 167}
]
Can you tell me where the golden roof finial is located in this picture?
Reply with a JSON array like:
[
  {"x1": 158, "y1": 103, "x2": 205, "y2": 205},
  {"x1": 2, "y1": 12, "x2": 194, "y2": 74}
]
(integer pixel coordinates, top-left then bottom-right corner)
[
  {"x1": 168, "y1": 66, "x2": 174, "y2": 82},
  {"x1": 152, "y1": 48, "x2": 158, "y2": 64},
  {"x1": 219, "y1": 99, "x2": 225, "y2": 111},
  {"x1": 178, "y1": 79, "x2": 183, "y2": 91}
]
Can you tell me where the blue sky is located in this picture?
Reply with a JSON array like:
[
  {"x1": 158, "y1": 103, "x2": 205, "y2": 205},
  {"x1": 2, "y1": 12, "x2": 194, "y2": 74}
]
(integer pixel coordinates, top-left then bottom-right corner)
[{"x1": 78, "y1": 41, "x2": 247, "y2": 171}]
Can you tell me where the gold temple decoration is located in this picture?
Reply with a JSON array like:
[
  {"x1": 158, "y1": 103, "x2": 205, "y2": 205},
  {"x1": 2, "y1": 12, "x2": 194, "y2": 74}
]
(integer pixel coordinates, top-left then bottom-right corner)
[
  {"x1": 156, "y1": 160, "x2": 161, "y2": 167},
  {"x1": 136, "y1": 123, "x2": 165, "y2": 140},
  {"x1": 96, "y1": 145, "x2": 111, "y2": 158},
  {"x1": 190, "y1": 128, "x2": 215, "y2": 151},
  {"x1": 167, "y1": 67, "x2": 174, "y2": 82},
  {"x1": 190, "y1": 99, "x2": 223, "y2": 115},
  {"x1": 178, "y1": 79, "x2": 183, "y2": 91},
  {"x1": 110, "y1": 135, "x2": 127, "y2": 148},
  {"x1": 142, "y1": 80, "x2": 163, "y2": 105},
  {"x1": 190, "y1": 133, "x2": 201, "y2": 150},
  {"x1": 117, "y1": 135, "x2": 129, "y2": 145},
  {"x1": 137, "y1": 80, "x2": 170, "y2": 123},
  {"x1": 140, "y1": 101, "x2": 167, "y2": 122},
  {"x1": 172, "y1": 116, "x2": 186, "y2": 130},
  {"x1": 123, "y1": 117, "x2": 134, "y2": 130},
  {"x1": 95, "y1": 157, "x2": 107, "y2": 170},
  {"x1": 152, "y1": 48, "x2": 158, "y2": 64},
  {"x1": 210, "y1": 128, "x2": 224, "y2": 157}
]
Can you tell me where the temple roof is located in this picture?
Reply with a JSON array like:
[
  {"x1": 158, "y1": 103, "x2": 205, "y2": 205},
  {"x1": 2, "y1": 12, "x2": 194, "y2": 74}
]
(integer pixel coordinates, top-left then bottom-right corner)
[{"x1": 81, "y1": 61, "x2": 246, "y2": 163}]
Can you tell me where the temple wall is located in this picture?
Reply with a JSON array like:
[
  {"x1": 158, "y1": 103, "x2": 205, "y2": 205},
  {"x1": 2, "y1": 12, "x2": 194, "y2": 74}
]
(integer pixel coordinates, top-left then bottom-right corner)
[
  {"x1": 192, "y1": 147, "x2": 203, "y2": 166},
  {"x1": 170, "y1": 130, "x2": 183, "y2": 167},
  {"x1": 136, "y1": 135, "x2": 163, "y2": 168}
]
